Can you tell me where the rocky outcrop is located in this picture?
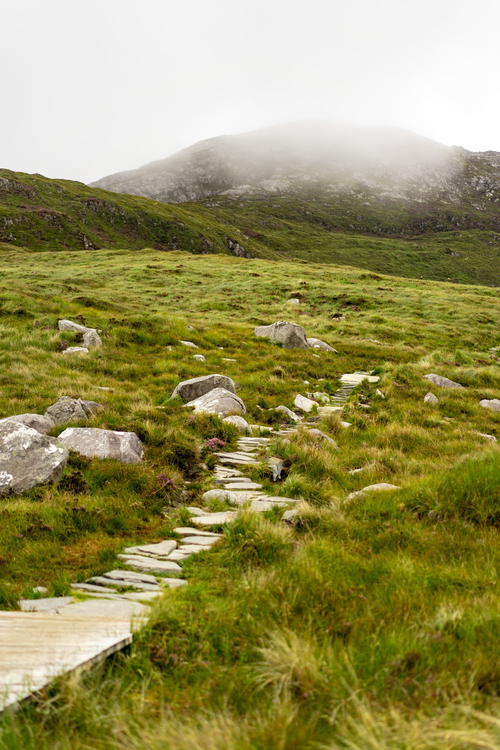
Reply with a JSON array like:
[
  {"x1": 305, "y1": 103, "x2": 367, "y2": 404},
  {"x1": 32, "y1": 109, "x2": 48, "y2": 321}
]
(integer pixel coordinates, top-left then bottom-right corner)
[
  {"x1": 58, "y1": 428, "x2": 144, "y2": 464},
  {"x1": 0, "y1": 420, "x2": 68, "y2": 496},
  {"x1": 185, "y1": 388, "x2": 246, "y2": 416},
  {"x1": 172, "y1": 374, "x2": 236, "y2": 402},
  {"x1": 255, "y1": 321, "x2": 309, "y2": 349}
]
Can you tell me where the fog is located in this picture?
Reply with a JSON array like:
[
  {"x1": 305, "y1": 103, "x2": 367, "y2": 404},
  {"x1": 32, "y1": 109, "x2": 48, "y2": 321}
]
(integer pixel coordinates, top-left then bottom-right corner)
[{"x1": 1, "y1": 0, "x2": 499, "y2": 183}]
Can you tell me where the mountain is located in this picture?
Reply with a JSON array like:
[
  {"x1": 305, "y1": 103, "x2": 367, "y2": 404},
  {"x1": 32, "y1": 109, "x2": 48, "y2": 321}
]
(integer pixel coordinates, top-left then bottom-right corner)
[{"x1": 92, "y1": 121, "x2": 500, "y2": 222}]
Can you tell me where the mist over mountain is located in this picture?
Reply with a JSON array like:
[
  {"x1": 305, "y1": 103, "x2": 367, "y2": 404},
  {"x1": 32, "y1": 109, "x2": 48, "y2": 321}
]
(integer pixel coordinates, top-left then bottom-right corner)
[{"x1": 92, "y1": 121, "x2": 500, "y2": 210}]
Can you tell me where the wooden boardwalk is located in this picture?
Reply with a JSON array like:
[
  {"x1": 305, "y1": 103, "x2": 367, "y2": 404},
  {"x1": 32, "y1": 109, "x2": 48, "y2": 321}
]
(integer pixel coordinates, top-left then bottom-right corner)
[{"x1": 0, "y1": 609, "x2": 135, "y2": 711}]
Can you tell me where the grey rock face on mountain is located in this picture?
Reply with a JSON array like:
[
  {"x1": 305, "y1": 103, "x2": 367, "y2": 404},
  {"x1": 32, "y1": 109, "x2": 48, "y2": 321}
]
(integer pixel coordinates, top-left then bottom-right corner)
[
  {"x1": 0, "y1": 420, "x2": 68, "y2": 495},
  {"x1": 255, "y1": 321, "x2": 309, "y2": 349},
  {"x1": 58, "y1": 427, "x2": 144, "y2": 463},
  {"x1": 91, "y1": 121, "x2": 500, "y2": 217},
  {"x1": 172, "y1": 374, "x2": 236, "y2": 402}
]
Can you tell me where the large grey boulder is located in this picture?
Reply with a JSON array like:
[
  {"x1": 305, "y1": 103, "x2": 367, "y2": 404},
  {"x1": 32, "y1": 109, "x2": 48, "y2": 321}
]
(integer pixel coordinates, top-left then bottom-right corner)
[
  {"x1": 479, "y1": 398, "x2": 500, "y2": 413},
  {"x1": 185, "y1": 388, "x2": 246, "y2": 416},
  {"x1": 254, "y1": 321, "x2": 309, "y2": 349},
  {"x1": 45, "y1": 397, "x2": 102, "y2": 426},
  {"x1": 0, "y1": 420, "x2": 68, "y2": 496},
  {"x1": 306, "y1": 337, "x2": 337, "y2": 352},
  {"x1": 82, "y1": 329, "x2": 102, "y2": 348},
  {"x1": 58, "y1": 319, "x2": 92, "y2": 333},
  {"x1": 423, "y1": 373, "x2": 464, "y2": 389},
  {"x1": 0, "y1": 413, "x2": 54, "y2": 434},
  {"x1": 172, "y1": 374, "x2": 236, "y2": 402},
  {"x1": 58, "y1": 427, "x2": 144, "y2": 463}
]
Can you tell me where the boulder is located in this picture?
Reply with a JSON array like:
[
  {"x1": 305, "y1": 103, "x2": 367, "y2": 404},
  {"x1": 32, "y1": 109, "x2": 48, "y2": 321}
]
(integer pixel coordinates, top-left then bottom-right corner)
[
  {"x1": 306, "y1": 337, "x2": 337, "y2": 352},
  {"x1": 58, "y1": 427, "x2": 144, "y2": 463},
  {"x1": 275, "y1": 405, "x2": 301, "y2": 423},
  {"x1": 294, "y1": 394, "x2": 317, "y2": 413},
  {"x1": 424, "y1": 373, "x2": 464, "y2": 389},
  {"x1": 0, "y1": 413, "x2": 54, "y2": 434},
  {"x1": 45, "y1": 396, "x2": 102, "y2": 426},
  {"x1": 222, "y1": 415, "x2": 249, "y2": 431},
  {"x1": 479, "y1": 398, "x2": 500, "y2": 413},
  {"x1": 254, "y1": 321, "x2": 309, "y2": 349},
  {"x1": 424, "y1": 392, "x2": 439, "y2": 405},
  {"x1": 172, "y1": 373, "x2": 236, "y2": 402},
  {"x1": 58, "y1": 319, "x2": 92, "y2": 333},
  {"x1": 0, "y1": 420, "x2": 68, "y2": 496},
  {"x1": 63, "y1": 347, "x2": 89, "y2": 355},
  {"x1": 82, "y1": 329, "x2": 102, "y2": 348},
  {"x1": 346, "y1": 483, "x2": 400, "y2": 502},
  {"x1": 185, "y1": 388, "x2": 246, "y2": 416}
]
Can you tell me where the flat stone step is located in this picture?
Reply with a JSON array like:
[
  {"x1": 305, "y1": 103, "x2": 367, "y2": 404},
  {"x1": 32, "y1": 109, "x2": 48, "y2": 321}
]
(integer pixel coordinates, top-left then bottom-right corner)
[
  {"x1": 19, "y1": 597, "x2": 73, "y2": 613},
  {"x1": 57, "y1": 598, "x2": 148, "y2": 620},
  {"x1": 173, "y1": 527, "x2": 221, "y2": 537},
  {"x1": 87, "y1": 576, "x2": 161, "y2": 592},
  {"x1": 0, "y1": 610, "x2": 133, "y2": 711},
  {"x1": 123, "y1": 540, "x2": 177, "y2": 558},
  {"x1": 71, "y1": 583, "x2": 117, "y2": 594},
  {"x1": 192, "y1": 511, "x2": 238, "y2": 526},
  {"x1": 117, "y1": 555, "x2": 182, "y2": 574},
  {"x1": 180, "y1": 535, "x2": 219, "y2": 546},
  {"x1": 222, "y1": 481, "x2": 263, "y2": 490}
]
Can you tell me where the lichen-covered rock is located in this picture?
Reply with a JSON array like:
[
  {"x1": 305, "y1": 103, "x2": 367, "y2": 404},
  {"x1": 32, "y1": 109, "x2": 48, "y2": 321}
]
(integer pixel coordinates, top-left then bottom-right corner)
[
  {"x1": 58, "y1": 427, "x2": 144, "y2": 463},
  {"x1": 254, "y1": 321, "x2": 309, "y2": 349},
  {"x1": 185, "y1": 388, "x2": 246, "y2": 416},
  {"x1": 0, "y1": 420, "x2": 68, "y2": 496},
  {"x1": 172, "y1": 374, "x2": 236, "y2": 402},
  {"x1": 82, "y1": 329, "x2": 102, "y2": 348},
  {"x1": 424, "y1": 373, "x2": 464, "y2": 389},
  {"x1": 0, "y1": 413, "x2": 54, "y2": 434},
  {"x1": 479, "y1": 398, "x2": 500, "y2": 412},
  {"x1": 45, "y1": 396, "x2": 102, "y2": 426},
  {"x1": 306, "y1": 337, "x2": 337, "y2": 352}
]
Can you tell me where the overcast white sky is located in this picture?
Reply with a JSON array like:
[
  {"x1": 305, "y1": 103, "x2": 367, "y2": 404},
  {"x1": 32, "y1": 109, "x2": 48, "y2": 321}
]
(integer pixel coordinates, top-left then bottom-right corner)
[{"x1": 1, "y1": 0, "x2": 499, "y2": 183}]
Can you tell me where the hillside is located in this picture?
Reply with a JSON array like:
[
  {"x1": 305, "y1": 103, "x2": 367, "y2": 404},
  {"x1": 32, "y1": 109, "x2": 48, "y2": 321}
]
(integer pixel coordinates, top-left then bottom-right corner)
[
  {"x1": 1, "y1": 167, "x2": 499, "y2": 285},
  {"x1": 0, "y1": 245, "x2": 498, "y2": 746}
]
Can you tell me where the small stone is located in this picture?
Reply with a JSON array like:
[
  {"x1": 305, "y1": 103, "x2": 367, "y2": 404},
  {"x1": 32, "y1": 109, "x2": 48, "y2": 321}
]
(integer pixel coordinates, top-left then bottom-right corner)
[
  {"x1": 424, "y1": 373, "x2": 464, "y2": 389},
  {"x1": 63, "y1": 347, "x2": 89, "y2": 355},
  {"x1": 275, "y1": 405, "x2": 301, "y2": 423},
  {"x1": 268, "y1": 456, "x2": 285, "y2": 481},
  {"x1": 306, "y1": 337, "x2": 337, "y2": 352},
  {"x1": 346, "y1": 483, "x2": 400, "y2": 501},
  {"x1": 192, "y1": 354, "x2": 206, "y2": 362},
  {"x1": 179, "y1": 340, "x2": 198, "y2": 348},
  {"x1": 375, "y1": 389, "x2": 385, "y2": 399},
  {"x1": 477, "y1": 432, "x2": 497, "y2": 442},
  {"x1": 282, "y1": 509, "x2": 298, "y2": 523},
  {"x1": 186, "y1": 506, "x2": 207, "y2": 516},
  {"x1": 294, "y1": 394, "x2": 317, "y2": 413},
  {"x1": 424, "y1": 392, "x2": 439, "y2": 405},
  {"x1": 82, "y1": 329, "x2": 102, "y2": 348},
  {"x1": 33, "y1": 586, "x2": 49, "y2": 594},
  {"x1": 479, "y1": 399, "x2": 500, "y2": 412},
  {"x1": 223, "y1": 415, "x2": 249, "y2": 431},
  {"x1": 307, "y1": 428, "x2": 338, "y2": 447}
]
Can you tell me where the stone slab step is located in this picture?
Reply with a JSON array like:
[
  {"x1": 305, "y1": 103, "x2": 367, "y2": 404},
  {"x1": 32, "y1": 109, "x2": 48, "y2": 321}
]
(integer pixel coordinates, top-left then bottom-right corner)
[
  {"x1": 117, "y1": 555, "x2": 182, "y2": 574},
  {"x1": 173, "y1": 527, "x2": 221, "y2": 537},
  {"x1": 123, "y1": 540, "x2": 177, "y2": 558},
  {"x1": 192, "y1": 511, "x2": 238, "y2": 526}
]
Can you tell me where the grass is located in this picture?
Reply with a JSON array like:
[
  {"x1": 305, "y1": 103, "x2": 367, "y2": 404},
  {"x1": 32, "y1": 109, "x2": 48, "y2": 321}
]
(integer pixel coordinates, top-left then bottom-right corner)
[
  {"x1": 1, "y1": 168, "x2": 499, "y2": 285},
  {"x1": 0, "y1": 245, "x2": 498, "y2": 747}
]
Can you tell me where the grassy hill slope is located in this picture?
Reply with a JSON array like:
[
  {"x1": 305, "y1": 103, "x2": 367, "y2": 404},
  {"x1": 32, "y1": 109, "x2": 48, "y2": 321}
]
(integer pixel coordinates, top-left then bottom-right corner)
[
  {"x1": 0, "y1": 246, "x2": 498, "y2": 747},
  {"x1": 1, "y1": 168, "x2": 499, "y2": 285}
]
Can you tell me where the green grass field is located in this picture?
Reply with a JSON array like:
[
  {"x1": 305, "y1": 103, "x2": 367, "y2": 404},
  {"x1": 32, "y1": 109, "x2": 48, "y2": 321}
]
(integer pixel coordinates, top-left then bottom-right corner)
[
  {"x1": 1, "y1": 168, "x2": 499, "y2": 286},
  {"x1": 0, "y1": 245, "x2": 498, "y2": 747}
]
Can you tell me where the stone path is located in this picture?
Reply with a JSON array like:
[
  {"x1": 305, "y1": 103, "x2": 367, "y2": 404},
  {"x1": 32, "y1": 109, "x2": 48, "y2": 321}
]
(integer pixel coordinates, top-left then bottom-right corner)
[{"x1": 0, "y1": 371, "x2": 377, "y2": 711}]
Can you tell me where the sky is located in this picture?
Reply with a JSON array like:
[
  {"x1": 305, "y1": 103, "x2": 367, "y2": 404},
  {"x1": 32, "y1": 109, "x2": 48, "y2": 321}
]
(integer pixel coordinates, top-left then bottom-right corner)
[{"x1": 1, "y1": 0, "x2": 500, "y2": 184}]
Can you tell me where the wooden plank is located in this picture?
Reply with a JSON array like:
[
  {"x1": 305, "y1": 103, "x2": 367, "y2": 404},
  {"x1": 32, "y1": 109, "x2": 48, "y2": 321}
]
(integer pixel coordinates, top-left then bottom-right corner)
[{"x1": 0, "y1": 610, "x2": 133, "y2": 711}]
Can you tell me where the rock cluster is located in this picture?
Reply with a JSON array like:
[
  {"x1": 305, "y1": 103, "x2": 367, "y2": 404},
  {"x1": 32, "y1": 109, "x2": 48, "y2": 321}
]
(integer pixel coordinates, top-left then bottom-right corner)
[{"x1": 58, "y1": 319, "x2": 102, "y2": 352}]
